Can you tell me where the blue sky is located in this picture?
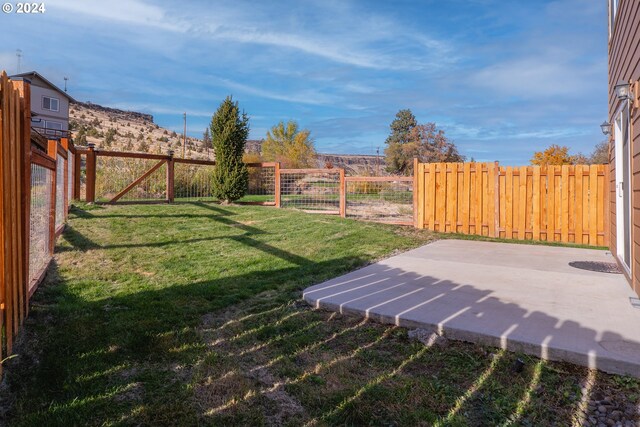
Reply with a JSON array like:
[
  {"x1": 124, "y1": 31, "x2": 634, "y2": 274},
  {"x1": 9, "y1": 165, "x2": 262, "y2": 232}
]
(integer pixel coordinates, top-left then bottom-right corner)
[{"x1": 1, "y1": 0, "x2": 607, "y2": 164}]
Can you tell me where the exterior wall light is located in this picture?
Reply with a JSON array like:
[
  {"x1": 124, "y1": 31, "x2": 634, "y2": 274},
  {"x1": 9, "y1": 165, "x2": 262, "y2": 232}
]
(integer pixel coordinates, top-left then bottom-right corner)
[
  {"x1": 600, "y1": 121, "x2": 612, "y2": 136},
  {"x1": 615, "y1": 80, "x2": 632, "y2": 100}
]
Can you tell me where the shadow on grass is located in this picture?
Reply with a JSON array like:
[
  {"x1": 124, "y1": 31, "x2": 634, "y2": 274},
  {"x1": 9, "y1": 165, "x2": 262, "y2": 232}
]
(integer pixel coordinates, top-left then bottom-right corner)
[
  {"x1": 62, "y1": 202, "x2": 271, "y2": 252},
  {"x1": 5, "y1": 254, "x2": 639, "y2": 425},
  {"x1": 5, "y1": 203, "x2": 637, "y2": 425},
  {"x1": 2, "y1": 252, "x2": 370, "y2": 426}
]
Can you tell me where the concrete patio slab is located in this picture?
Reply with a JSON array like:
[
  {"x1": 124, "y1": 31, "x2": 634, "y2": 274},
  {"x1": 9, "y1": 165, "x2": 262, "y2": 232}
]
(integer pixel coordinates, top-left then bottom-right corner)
[{"x1": 303, "y1": 240, "x2": 640, "y2": 377}]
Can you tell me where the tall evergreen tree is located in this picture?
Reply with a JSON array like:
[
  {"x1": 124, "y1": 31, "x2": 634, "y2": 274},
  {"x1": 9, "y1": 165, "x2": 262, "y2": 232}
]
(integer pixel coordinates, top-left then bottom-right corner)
[
  {"x1": 210, "y1": 96, "x2": 249, "y2": 203},
  {"x1": 384, "y1": 109, "x2": 418, "y2": 174}
]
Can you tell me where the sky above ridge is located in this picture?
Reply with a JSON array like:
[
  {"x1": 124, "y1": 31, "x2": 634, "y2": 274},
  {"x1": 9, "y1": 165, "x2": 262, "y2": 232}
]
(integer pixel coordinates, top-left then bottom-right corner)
[{"x1": 1, "y1": 0, "x2": 607, "y2": 164}]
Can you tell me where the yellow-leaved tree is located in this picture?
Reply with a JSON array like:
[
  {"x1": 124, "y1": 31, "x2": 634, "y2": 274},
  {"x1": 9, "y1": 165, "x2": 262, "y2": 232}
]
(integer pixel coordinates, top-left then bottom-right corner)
[
  {"x1": 531, "y1": 144, "x2": 578, "y2": 165},
  {"x1": 261, "y1": 121, "x2": 316, "y2": 168}
]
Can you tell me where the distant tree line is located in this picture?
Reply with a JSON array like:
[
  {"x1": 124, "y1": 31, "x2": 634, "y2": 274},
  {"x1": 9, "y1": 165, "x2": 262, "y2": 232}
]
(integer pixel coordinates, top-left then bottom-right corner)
[{"x1": 383, "y1": 109, "x2": 464, "y2": 175}]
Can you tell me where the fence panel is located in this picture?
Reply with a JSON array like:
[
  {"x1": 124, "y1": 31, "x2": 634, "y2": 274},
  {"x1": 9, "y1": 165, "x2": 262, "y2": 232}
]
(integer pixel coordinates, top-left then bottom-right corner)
[
  {"x1": 174, "y1": 161, "x2": 216, "y2": 201},
  {"x1": 279, "y1": 169, "x2": 341, "y2": 213},
  {"x1": 67, "y1": 150, "x2": 74, "y2": 203},
  {"x1": 417, "y1": 162, "x2": 608, "y2": 246},
  {"x1": 345, "y1": 176, "x2": 413, "y2": 224},
  {"x1": 29, "y1": 160, "x2": 53, "y2": 291},
  {"x1": 95, "y1": 155, "x2": 167, "y2": 202},
  {"x1": 243, "y1": 163, "x2": 276, "y2": 205}
]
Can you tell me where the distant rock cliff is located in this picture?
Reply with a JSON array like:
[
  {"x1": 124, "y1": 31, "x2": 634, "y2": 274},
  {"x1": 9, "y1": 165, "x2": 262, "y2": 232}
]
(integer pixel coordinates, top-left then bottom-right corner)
[{"x1": 72, "y1": 101, "x2": 154, "y2": 124}]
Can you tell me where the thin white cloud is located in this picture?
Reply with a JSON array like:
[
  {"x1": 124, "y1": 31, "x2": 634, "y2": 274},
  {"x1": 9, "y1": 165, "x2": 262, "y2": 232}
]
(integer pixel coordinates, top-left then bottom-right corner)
[
  {"x1": 53, "y1": 0, "x2": 183, "y2": 31},
  {"x1": 471, "y1": 58, "x2": 602, "y2": 98},
  {"x1": 207, "y1": 76, "x2": 339, "y2": 106},
  {"x1": 207, "y1": 27, "x2": 403, "y2": 70}
]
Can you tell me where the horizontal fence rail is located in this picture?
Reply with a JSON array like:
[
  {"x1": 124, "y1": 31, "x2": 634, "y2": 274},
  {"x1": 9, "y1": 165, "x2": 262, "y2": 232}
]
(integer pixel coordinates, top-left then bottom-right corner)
[{"x1": 415, "y1": 162, "x2": 609, "y2": 246}]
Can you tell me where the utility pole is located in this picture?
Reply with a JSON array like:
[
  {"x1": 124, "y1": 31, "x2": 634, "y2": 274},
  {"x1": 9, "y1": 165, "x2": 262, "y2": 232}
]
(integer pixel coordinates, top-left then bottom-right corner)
[
  {"x1": 376, "y1": 146, "x2": 380, "y2": 176},
  {"x1": 182, "y1": 112, "x2": 187, "y2": 158},
  {"x1": 64, "y1": 77, "x2": 68, "y2": 92},
  {"x1": 16, "y1": 49, "x2": 22, "y2": 73}
]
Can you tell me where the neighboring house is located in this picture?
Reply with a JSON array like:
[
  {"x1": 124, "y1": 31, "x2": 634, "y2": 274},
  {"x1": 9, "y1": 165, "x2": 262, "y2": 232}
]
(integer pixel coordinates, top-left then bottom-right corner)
[
  {"x1": 9, "y1": 71, "x2": 75, "y2": 138},
  {"x1": 607, "y1": 0, "x2": 640, "y2": 296}
]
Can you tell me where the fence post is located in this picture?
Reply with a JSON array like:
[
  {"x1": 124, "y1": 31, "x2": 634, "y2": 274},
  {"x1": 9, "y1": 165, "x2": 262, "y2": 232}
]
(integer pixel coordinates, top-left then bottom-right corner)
[
  {"x1": 339, "y1": 168, "x2": 346, "y2": 218},
  {"x1": 604, "y1": 164, "x2": 610, "y2": 247},
  {"x1": 274, "y1": 162, "x2": 281, "y2": 208},
  {"x1": 86, "y1": 143, "x2": 96, "y2": 203},
  {"x1": 14, "y1": 79, "x2": 31, "y2": 318},
  {"x1": 73, "y1": 149, "x2": 81, "y2": 200},
  {"x1": 60, "y1": 138, "x2": 69, "y2": 218},
  {"x1": 413, "y1": 158, "x2": 419, "y2": 228},
  {"x1": 166, "y1": 150, "x2": 174, "y2": 203},
  {"x1": 493, "y1": 161, "x2": 500, "y2": 238},
  {"x1": 47, "y1": 140, "x2": 57, "y2": 254}
]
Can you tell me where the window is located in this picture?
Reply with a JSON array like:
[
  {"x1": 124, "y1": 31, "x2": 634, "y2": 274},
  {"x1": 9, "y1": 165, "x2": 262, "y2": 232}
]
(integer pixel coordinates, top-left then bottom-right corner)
[
  {"x1": 44, "y1": 121, "x2": 63, "y2": 136},
  {"x1": 45, "y1": 121, "x2": 62, "y2": 130},
  {"x1": 42, "y1": 96, "x2": 59, "y2": 112}
]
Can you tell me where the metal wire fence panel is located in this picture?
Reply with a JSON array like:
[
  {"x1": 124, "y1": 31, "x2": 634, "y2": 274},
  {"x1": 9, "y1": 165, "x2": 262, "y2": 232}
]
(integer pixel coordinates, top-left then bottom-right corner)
[
  {"x1": 55, "y1": 154, "x2": 65, "y2": 230},
  {"x1": 280, "y1": 170, "x2": 341, "y2": 212},
  {"x1": 96, "y1": 156, "x2": 167, "y2": 202},
  {"x1": 67, "y1": 151, "x2": 74, "y2": 203},
  {"x1": 346, "y1": 177, "x2": 414, "y2": 224},
  {"x1": 29, "y1": 163, "x2": 52, "y2": 288},
  {"x1": 174, "y1": 162, "x2": 216, "y2": 201},
  {"x1": 241, "y1": 165, "x2": 276, "y2": 204}
]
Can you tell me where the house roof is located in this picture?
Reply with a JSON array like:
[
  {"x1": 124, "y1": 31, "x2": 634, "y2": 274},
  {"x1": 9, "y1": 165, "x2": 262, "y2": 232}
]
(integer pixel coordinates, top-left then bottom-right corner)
[{"x1": 10, "y1": 71, "x2": 77, "y2": 103}]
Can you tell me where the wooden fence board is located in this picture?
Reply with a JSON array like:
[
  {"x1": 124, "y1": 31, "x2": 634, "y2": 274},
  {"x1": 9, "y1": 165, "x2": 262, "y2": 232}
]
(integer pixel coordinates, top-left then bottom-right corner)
[
  {"x1": 533, "y1": 166, "x2": 541, "y2": 240},
  {"x1": 462, "y1": 163, "x2": 470, "y2": 234},
  {"x1": 547, "y1": 166, "x2": 556, "y2": 242},
  {"x1": 590, "y1": 166, "x2": 598, "y2": 245},
  {"x1": 518, "y1": 166, "x2": 527, "y2": 240},
  {"x1": 561, "y1": 165, "x2": 569, "y2": 242},
  {"x1": 428, "y1": 163, "x2": 436, "y2": 230},
  {"x1": 449, "y1": 163, "x2": 458, "y2": 233},
  {"x1": 575, "y1": 165, "x2": 584, "y2": 244},
  {"x1": 475, "y1": 164, "x2": 483, "y2": 235},
  {"x1": 505, "y1": 167, "x2": 513, "y2": 239}
]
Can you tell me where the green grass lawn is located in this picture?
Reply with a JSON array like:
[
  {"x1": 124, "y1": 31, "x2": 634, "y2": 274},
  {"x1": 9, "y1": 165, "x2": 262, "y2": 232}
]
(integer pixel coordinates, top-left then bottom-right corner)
[{"x1": 2, "y1": 202, "x2": 639, "y2": 426}]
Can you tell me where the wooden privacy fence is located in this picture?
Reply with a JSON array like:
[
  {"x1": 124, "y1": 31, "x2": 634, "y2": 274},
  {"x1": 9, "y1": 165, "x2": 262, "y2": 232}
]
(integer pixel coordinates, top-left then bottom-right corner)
[
  {"x1": 415, "y1": 162, "x2": 609, "y2": 246},
  {"x1": 0, "y1": 72, "x2": 75, "y2": 371}
]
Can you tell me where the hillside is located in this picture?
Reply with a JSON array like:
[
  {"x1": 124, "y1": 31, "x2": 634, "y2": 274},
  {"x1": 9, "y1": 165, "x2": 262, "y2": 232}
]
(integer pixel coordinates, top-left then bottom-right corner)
[
  {"x1": 69, "y1": 101, "x2": 386, "y2": 173},
  {"x1": 69, "y1": 102, "x2": 213, "y2": 160}
]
